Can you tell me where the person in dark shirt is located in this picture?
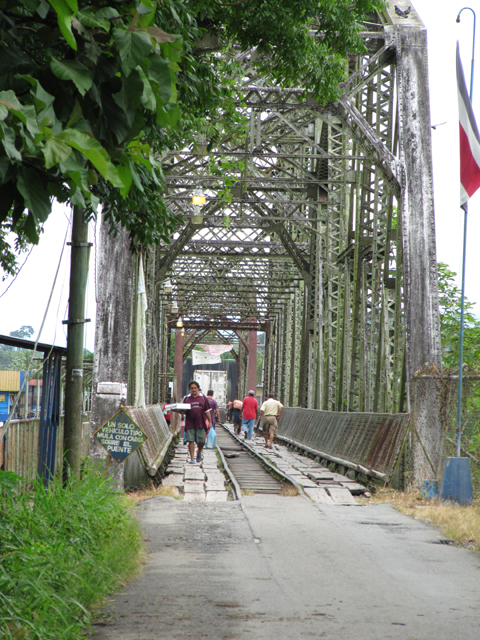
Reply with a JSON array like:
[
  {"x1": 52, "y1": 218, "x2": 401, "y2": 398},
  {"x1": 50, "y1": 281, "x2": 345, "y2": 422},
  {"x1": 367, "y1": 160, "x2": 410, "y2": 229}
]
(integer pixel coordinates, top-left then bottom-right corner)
[
  {"x1": 175, "y1": 381, "x2": 210, "y2": 464},
  {"x1": 232, "y1": 400, "x2": 242, "y2": 435},
  {"x1": 206, "y1": 390, "x2": 220, "y2": 427}
]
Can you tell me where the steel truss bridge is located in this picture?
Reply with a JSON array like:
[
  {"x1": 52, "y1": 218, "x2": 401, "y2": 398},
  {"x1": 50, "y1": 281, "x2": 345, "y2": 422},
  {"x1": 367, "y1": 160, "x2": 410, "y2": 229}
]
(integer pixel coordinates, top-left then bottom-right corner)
[{"x1": 93, "y1": 2, "x2": 440, "y2": 433}]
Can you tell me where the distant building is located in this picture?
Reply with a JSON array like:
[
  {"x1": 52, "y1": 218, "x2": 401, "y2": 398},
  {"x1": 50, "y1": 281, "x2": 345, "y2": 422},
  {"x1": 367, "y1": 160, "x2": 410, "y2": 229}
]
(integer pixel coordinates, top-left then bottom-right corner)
[{"x1": 0, "y1": 371, "x2": 38, "y2": 422}]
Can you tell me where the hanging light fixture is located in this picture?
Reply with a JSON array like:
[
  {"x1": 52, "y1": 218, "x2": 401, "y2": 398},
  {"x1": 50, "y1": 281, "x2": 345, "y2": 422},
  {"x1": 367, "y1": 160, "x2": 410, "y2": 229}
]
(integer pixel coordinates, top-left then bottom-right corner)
[
  {"x1": 191, "y1": 188, "x2": 206, "y2": 225},
  {"x1": 172, "y1": 300, "x2": 178, "y2": 313},
  {"x1": 176, "y1": 317, "x2": 183, "y2": 328},
  {"x1": 164, "y1": 279, "x2": 173, "y2": 294},
  {"x1": 192, "y1": 188, "x2": 206, "y2": 206}
]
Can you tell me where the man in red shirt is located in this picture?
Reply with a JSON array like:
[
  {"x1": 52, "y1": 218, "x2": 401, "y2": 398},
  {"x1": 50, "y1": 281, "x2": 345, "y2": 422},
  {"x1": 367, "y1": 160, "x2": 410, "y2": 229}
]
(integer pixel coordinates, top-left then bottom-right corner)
[{"x1": 240, "y1": 390, "x2": 259, "y2": 440}]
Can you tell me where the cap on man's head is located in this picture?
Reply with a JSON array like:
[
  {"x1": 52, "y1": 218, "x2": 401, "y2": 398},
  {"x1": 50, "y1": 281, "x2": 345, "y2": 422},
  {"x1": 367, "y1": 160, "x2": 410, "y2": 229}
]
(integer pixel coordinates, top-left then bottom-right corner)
[{"x1": 248, "y1": 390, "x2": 255, "y2": 396}]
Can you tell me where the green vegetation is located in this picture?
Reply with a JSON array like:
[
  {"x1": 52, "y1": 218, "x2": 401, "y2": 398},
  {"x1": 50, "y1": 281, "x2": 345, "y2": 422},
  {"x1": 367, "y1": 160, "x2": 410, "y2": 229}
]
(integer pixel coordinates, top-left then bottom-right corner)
[
  {"x1": 436, "y1": 262, "x2": 480, "y2": 493},
  {"x1": 0, "y1": 326, "x2": 40, "y2": 371},
  {"x1": 0, "y1": 465, "x2": 143, "y2": 639},
  {"x1": 437, "y1": 262, "x2": 480, "y2": 369},
  {"x1": 0, "y1": 0, "x2": 384, "y2": 275}
]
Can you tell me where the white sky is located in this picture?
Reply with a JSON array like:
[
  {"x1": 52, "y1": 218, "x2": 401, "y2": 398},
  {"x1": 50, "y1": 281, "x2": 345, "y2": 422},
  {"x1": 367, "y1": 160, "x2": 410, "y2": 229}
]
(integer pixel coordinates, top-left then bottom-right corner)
[{"x1": 0, "y1": 0, "x2": 478, "y2": 352}]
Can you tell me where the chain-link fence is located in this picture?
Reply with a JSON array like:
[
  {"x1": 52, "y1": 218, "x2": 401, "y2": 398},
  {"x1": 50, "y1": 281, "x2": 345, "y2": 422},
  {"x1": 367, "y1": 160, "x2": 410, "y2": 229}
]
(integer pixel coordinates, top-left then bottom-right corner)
[{"x1": 411, "y1": 370, "x2": 480, "y2": 493}]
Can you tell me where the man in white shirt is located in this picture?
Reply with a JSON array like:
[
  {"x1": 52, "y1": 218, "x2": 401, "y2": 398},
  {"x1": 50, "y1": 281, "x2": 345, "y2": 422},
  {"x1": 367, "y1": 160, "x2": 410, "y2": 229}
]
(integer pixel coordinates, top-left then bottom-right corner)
[{"x1": 259, "y1": 393, "x2": 283, "y2": 449}]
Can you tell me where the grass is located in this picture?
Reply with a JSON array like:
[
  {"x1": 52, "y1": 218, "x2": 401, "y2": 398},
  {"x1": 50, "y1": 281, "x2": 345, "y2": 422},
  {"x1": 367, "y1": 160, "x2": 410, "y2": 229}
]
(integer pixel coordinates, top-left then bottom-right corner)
[
  {"x1": 361, "y1": 487, "x2": 480, "y2": 550},
  {"x1": 280, "y1": 484, "x2": 300, "y2": 497},
  {"x1": 0, "y1": 463, "x2": 144, "y2": 639}
]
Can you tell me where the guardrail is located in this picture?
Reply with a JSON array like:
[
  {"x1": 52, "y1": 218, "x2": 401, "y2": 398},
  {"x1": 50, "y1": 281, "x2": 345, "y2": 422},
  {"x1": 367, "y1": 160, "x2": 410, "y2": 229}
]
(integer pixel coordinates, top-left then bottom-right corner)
[{"x1": 276, "y1": 408, "x2": 411, "y2": 482}]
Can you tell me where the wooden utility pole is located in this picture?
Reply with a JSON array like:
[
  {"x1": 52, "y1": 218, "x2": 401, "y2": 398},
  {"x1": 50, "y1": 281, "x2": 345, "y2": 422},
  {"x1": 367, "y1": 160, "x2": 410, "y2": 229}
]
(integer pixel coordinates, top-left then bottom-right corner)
[{"x1": 64, "y1": 206, "x2": 91, "y2": 480}]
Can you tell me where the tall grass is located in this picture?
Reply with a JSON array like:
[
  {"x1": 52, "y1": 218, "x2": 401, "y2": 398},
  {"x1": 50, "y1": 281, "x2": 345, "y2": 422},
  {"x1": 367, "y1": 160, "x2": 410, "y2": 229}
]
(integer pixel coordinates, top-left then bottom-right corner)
[
  {"x1": 0, "y1": 464, "x2": 143, "y2": 639},
  {"x1": 366, "y1": 487, "x2": 480, "y2": 550}
]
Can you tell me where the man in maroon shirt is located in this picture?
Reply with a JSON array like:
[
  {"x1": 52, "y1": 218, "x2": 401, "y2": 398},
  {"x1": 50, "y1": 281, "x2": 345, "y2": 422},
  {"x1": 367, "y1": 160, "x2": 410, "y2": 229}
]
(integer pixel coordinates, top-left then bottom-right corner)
[
  {"x1": 240, "y1": 390, "x2": 259, "y2": 440},
  {"x1": 175, "y1": 381, "x2": 210, "y2": 464}
]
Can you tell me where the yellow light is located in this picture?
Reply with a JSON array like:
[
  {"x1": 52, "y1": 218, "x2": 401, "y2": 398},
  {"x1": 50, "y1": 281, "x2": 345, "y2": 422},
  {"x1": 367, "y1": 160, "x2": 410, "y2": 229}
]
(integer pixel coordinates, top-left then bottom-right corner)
[
  {"x1": 192, "y1": 189, "x2": 206, "y2": 206},
  {"x1": 176, "y1": 317, "x2": 183, "y2": 328}
]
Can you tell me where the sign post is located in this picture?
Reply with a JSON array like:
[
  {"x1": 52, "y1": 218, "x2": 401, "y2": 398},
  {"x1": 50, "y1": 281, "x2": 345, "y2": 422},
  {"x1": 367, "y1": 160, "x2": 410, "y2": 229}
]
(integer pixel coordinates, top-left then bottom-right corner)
[{"x1": 93, "y1": 408, "x2": 148, "y2": 464}]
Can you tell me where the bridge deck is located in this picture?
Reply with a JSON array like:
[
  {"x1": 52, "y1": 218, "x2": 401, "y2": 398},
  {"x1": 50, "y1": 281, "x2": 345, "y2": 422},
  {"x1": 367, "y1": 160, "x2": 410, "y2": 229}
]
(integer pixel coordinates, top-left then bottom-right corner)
[
  {"x1": 90, "y1": 438, "x2": 480, "y2": 639},
  {"x1": 91, "y1": 492, "x2": 480, "y2": 639}
]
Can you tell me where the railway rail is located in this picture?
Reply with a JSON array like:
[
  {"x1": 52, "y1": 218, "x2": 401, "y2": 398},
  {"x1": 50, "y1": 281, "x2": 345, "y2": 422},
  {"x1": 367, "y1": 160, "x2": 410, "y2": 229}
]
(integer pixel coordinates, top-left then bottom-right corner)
[{"x1": 215, "y1": 425, "x2": 295, "y2": 497}]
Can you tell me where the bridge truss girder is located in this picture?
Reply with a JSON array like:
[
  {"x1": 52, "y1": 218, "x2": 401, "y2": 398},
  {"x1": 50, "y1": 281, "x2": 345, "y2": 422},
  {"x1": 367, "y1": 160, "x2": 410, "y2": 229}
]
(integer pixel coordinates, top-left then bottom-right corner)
[{"x1": 135, "y1": 2, "x2": 439, "y2": 412}]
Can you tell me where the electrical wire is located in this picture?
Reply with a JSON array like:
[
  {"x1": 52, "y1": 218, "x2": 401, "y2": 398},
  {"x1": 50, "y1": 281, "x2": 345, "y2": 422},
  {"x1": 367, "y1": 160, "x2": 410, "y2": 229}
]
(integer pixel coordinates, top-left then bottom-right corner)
[
  {"x1": 1, "y1": 217, "x2": 72, "y2": 443},
  {"x1": 0, "y1": 244, "x2": 35, "y2": 299}
]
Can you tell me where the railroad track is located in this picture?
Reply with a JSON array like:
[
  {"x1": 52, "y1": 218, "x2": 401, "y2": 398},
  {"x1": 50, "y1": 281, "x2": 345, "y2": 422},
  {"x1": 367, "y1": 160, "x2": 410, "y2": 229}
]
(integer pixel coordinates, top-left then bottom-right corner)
[{"x1": 215, "y1": 426, "x2": 285, "y2": 495}]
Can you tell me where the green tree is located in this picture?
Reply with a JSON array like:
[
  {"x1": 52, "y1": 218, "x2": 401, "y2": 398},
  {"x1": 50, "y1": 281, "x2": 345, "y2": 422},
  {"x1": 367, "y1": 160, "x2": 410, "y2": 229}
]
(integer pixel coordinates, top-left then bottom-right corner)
[
  {"x1": 437, "y1": 262, "x2": 480, "y2": 369},
  {"x1": 9, "y1": 325, "x2": 34, "y2": 339},
  {"x1": 0, "y1": 0, "x2": 384, "y2": 274}
]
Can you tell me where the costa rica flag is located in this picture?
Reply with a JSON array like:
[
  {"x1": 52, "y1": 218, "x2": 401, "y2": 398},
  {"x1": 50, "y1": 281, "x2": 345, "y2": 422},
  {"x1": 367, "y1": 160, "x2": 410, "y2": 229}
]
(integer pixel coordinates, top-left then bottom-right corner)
[{"x1": 458, "y1": 42, "x2": 480, "y2": 207}]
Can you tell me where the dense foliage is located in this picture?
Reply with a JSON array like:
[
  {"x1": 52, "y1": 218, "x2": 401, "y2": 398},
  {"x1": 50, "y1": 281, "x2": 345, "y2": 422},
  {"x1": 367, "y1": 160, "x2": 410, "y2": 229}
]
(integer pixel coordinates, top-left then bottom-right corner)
[
  {"x1": 0, "y1": 465, "x2": 143, "y2": 639},
  {"x1": 0, "y1": 0, "x2": 384, "y2": 275},
  {"x1": 437, "y1": 262, "x2": 480, "y2": 369}
]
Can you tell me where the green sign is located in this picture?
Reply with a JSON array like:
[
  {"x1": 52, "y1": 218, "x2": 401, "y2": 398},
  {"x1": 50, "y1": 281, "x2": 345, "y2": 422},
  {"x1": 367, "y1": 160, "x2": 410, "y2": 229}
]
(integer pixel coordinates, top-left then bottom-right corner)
[{"x1": 93, "y1": 409, "x2": 148, "y2": 464}]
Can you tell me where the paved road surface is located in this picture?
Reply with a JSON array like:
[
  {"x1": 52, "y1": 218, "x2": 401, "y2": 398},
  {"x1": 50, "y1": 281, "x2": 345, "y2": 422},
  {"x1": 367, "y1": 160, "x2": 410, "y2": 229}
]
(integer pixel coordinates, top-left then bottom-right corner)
[{"x1": 91, "y1": 492, "x2": 480, "y2": 640}]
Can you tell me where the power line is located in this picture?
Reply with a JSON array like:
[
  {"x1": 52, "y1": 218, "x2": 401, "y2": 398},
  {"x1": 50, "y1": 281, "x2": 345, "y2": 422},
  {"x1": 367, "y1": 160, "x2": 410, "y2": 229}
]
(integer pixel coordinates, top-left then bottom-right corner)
[
  {"x1": 0, "y1": 242, "x2": 36, "y2": 299},
  {"x1": 1, "y1": 218, "x2": 72, "y2": 443}
]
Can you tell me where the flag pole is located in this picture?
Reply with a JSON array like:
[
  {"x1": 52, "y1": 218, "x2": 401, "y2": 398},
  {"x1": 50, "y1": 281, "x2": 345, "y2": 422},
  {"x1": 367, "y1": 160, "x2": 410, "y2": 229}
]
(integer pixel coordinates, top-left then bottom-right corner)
[{"x1": 456, "y1": 8, "x2": 476, "y2": 457}]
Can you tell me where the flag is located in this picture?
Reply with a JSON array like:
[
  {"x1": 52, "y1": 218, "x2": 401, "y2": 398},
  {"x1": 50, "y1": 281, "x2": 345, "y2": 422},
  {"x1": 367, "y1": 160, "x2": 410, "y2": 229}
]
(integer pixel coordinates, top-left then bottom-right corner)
[
  {"x1": 134, "y1": 253, "x2": 148, "y2": 407},
  {"x1": 192, "y1": 349, "x2": 222, "y2": 365},
  {"x1": 457, "y1": 42, "x2": 480, "y2": 206},
  {"x1": 197, "y1": 344, "x2": 233, "y2": 357}
]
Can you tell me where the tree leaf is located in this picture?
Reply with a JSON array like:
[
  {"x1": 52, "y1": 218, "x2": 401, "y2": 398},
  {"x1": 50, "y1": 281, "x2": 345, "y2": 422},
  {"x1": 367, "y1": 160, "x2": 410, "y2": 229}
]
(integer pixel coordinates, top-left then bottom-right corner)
[
  {"x1": 63, "y1": 0, "x2": 78, "y2": 13},
  {"x1": 66, "y1": 100, "x2": 82, "y2": 128},
  {"x1": 56, "y1": 129, "x2": 123, "y2": 188},
  {"x1": 17, "y1": 167, "x2": 51, "y2": 222},
  {"x1": 0, "y1": 153, "x2": 10, "y2": 181},
  {"x1": 137, "y1": 68, "x2": 156, "y2": 111},
  {"x1": 77, "y1": 11, "x2": 110, "y2": 32},
  {"x1": 0, "y1": 91, "x2": 40, "y2": 135},
  {"x1": 0, "y1": 122, "x2": 21, "y2": 161},
  {"x1": 0, "y1": 47, "x2": 36, "y2": 80},
  {"x1": 145, "y1": 27, "x2": 175, "y2": 43},
  {"x1": 43, "y1": 134, "x2": 73, "y2": 168},
  {"x1": 117, "y1": 163, "x2": 133, "y2": 198},
  {"x1": 112, "y1": 70, "x2": 143, "y2": 127},
  {"x1": 148, "y1": 55, "x2": 172, "y2": 104},
  {"x1": 113, "y1": 29, "x2": 152, "y2": 73},
  {"x1": 138, "y1": 0, "x2": 154, "y2": 16},
  {"x1": 24, "y1": 211, "x2": 40, "y2": 243},
  {"x1": 56, "y1": 128, "x2": 108, "y2": 174},
  {"x1": 50, "y1": 58, "x2": 93, "y2": 96},
  {"x1": 48, "y1": 0, "x2": 77, "y2": 50}
]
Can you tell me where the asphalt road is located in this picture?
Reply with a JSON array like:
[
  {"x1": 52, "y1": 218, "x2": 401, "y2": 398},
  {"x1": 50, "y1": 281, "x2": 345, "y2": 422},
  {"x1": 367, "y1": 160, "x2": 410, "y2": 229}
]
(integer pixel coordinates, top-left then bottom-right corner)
[{"x1": 90, "y1": 493, "x2": 480, "y2": 640}]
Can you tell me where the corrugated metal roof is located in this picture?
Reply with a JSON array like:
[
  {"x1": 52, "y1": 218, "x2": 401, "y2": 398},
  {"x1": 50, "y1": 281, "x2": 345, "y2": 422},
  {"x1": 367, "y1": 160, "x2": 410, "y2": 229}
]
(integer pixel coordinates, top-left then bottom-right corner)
[{"x1": 0, "y1": 371, "x2": 20, "y2": 391}]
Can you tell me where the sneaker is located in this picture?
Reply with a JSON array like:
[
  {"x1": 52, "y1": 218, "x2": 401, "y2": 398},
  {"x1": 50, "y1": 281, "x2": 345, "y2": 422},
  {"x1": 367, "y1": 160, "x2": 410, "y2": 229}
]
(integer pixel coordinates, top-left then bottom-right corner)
[
  {"x1": 188, "y1": 459, "x2": 196, "y2": 464},
  {"x1": 196, "y1": 455, "x2": 203, "y2": 463}
]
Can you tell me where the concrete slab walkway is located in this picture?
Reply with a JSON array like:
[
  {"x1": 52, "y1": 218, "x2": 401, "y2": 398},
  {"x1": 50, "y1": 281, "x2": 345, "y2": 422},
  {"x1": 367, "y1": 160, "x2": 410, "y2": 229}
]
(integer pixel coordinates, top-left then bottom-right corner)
[{"x1": 90, "y1": 490, "x2": 480, "y2": 639}]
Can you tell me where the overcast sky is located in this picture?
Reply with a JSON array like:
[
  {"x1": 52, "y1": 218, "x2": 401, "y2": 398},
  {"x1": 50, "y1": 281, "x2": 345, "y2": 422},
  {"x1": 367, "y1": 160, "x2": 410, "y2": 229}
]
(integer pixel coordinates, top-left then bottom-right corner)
[{"x1": 0, "y1": 0, "x2": 478, "y2": 352}]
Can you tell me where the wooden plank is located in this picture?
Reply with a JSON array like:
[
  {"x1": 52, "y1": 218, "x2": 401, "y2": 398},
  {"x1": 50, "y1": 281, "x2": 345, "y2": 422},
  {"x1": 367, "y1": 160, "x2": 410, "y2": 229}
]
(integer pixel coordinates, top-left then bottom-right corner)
[
  {"x1": 184, "y1": 480, "x2": 205, "y2": 493},
  {"x1": 304, "y1": 488, "x2": 335, "y2": 504},
  {"x1": 184, "y1": 492, "x2": 205, "y2": 502},
  {"x1": 327, "y1": 487, "x2": 358, "y2": 505},
  {"x1": 205, "y1": 491, "x2": 228, "y2": 502}
]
